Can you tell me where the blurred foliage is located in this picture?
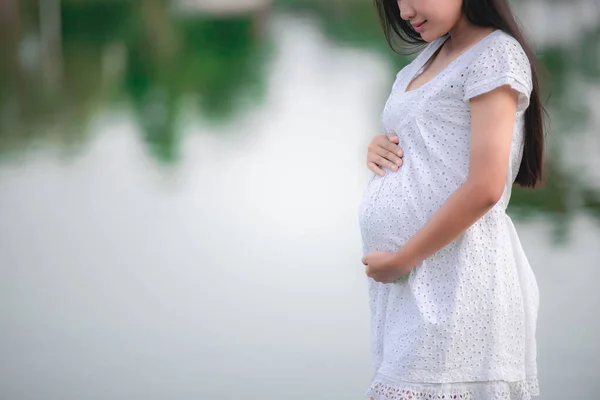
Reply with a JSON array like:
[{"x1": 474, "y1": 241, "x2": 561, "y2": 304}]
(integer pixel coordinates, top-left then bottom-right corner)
[
  {"x1": 276, "y1": 0, "x2": 417, "y2": 72},
  {"x1": 0, "y1": 0, "x2": 269, "y2": 163},
  {"x1": 0, "y1": 0, "x2": 599, "y2": 238}
]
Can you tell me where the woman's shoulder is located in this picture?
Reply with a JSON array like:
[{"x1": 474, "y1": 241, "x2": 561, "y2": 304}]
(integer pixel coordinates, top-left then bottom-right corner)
[
  {"x1": 488, "y1": 30, "x2": 529, "y2": 60},
  {"x1": 460, "y1": 30, "x2": 534, "y2": 109},
  {"x1": 471, "y1": 30, "x2": 531, "y2": 72}
]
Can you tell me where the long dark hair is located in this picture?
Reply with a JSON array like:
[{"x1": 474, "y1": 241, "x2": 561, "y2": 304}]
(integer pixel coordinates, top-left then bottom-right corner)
[{"x1": 374, "y1": 0, "x2": 546, "y2": 188}]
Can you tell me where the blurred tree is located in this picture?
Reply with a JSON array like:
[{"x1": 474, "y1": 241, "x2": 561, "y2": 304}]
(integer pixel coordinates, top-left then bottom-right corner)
[
  {"x1": 0, "y1": 0, "x2": 270, "y2": 163},
  {"x1": 0, "y1": 0, "x2": 132, "y2": 160},
  {"x1": 121, "y1": 0, "x2": 182, "y2": 163},
  {"x1": 277, "y1": 0, "x2": 415, "y2": 70},
  {"x1": 121, "y1": 0, "x2": 270, "y2": 162},
  {"x1": 178, "y1": 16, "x2": 269, "y2": 121}
]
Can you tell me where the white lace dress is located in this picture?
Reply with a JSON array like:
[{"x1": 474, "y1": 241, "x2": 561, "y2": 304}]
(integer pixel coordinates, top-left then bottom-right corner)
[{"x1": 357, "y1": 30, "x2": 540, "y2": 400}]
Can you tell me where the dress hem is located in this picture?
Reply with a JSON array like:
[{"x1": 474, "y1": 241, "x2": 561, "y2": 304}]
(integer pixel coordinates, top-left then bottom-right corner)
[{"x1": 364, "y1": 373, "x2": 540, "y2": 400}]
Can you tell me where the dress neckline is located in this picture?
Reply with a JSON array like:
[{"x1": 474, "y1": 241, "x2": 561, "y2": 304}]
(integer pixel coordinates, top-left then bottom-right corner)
[{"x1": 403, "y1": 29, "x2": 502, "y2": 94}]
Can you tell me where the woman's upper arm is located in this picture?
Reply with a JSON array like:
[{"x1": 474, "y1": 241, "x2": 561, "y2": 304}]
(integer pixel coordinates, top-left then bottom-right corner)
[
  {"x1": 462, "y1": 34, "x2": 533, "y2": 202},
  {"x1": 467, "y1": 86, "x2": 519, "y2": 202}
]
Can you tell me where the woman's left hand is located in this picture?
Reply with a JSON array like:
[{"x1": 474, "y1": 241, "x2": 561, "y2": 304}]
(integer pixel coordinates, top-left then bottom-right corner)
[{"x1": 362, "y1": 251, "x2": 414, "y2": 283}]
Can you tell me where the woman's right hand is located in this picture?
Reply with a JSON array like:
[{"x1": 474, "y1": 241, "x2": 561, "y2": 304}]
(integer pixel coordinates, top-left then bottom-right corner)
[{"x1": 367, "y1": 133, "x2": 404, "y2": 176}]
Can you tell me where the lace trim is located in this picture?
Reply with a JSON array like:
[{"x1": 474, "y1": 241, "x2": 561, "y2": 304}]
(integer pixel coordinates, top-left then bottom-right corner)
[
  {"x1": 526, "y1": 375, "x2": 540, "y2": 396},
  {"x1": 365, "y1": 376, "x2": 540, "y2": 400}
]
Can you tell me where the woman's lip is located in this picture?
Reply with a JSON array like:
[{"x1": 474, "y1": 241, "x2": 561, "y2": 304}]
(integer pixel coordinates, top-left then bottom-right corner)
[{"x1": 413, "y1": 21, "x2": 427, "y2": 32}]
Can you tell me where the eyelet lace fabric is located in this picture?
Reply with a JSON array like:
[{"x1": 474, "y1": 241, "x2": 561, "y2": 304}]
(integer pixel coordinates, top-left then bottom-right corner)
[
  {"x1": 358, "y1": 30, "x2": 540, "y2": 399},
  {"x1": 365, "y1": 375, "x2": 540, "y2": 400}
]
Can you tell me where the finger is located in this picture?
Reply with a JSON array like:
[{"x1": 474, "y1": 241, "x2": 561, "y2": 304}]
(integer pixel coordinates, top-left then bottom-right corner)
[
  {"x1": 386, "y1": 133, "x2": 399, "y2": 143},
  {"x1": 393, "y1": 144, "x2": 404, "y2": 158},
  {"x1": 385, "y1": 141, "x2": 404, "y2": 158},
  {"x1": 367, "y1": 161, "x2": 385, "y2": 177},
  {"x1": 367, "y1": 141, "x2": 401, "y2": 174},
  {"x1": 373, "y1": 155, "x2": 400, "y2": 172},
  {"x1": 383, "y1": 134, "x2": 403, "y2": 157},
  {"x1": 368, "y1": 149, "x2": 401, "y2": 170},
  {"x1": 372, "y1": 139, "x2": 404, "y2": 164}
]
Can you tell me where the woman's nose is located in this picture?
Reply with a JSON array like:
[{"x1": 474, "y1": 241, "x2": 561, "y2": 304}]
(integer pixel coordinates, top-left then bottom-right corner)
[{"x1": 398, "y1": 0, "x2": 416, "y2": 21}]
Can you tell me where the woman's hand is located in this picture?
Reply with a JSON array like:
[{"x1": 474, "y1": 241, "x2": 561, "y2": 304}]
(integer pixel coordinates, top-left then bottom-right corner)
[
  {"x1": 367, "y1": 133, "x2": 404, "y2": 176},
  {"x1": 361, "y1": 251, "x2": 414, "y2": 283}
]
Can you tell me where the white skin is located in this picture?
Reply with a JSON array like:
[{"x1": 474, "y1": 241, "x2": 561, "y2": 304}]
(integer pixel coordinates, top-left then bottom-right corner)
[{"x1": 363, "y1": 0, "x2": 521, "y2": 283}]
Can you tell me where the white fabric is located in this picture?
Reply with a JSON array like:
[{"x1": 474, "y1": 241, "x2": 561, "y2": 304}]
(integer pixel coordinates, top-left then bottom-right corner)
[{"x1": 357, "y1": 30, "x2": 540, "y2": 400}]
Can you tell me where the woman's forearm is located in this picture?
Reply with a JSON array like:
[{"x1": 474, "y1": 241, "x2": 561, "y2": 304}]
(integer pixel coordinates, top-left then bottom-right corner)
[{"x1": 393, "y1": 179, "x2": 501, "y2": 268}]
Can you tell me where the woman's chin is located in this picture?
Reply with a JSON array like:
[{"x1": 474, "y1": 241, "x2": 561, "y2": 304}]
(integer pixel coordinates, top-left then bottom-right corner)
[{"x1": 420, "y1": 31, "x2": 444, "y2": 43}]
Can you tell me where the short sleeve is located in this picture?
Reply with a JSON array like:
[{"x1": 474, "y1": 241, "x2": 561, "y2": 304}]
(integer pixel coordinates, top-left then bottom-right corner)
[{"x1": 463, "y1": 34, "x2": 533, "y2": 113}]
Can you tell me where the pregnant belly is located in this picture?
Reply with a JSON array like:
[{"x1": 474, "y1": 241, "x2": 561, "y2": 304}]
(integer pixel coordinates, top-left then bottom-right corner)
[{"x1": 358, "y1": 159, "x2": 461, "y2": 254}]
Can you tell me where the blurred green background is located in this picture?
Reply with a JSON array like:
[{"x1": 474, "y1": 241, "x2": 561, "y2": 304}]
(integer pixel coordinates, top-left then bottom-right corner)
[{"x1": 0, "y1": 1, "x2": 598, "y2": 399}]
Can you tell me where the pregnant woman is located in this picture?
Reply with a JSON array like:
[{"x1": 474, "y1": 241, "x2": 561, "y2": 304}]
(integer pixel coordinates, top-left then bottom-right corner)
[{"x1": 357, "y1": 0, "x2": 544, "y2": 399}]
